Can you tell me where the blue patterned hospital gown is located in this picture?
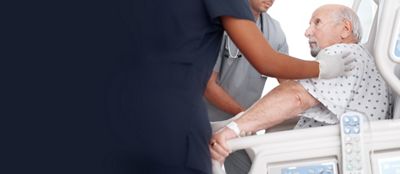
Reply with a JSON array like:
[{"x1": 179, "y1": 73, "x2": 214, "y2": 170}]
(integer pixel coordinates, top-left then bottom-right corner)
[{"x1": 295, "y1": 44, "x2": 392, "y2": 128}]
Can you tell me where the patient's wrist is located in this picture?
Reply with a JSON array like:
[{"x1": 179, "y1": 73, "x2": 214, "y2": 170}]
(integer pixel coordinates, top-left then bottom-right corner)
[
  {"x1": 225, "y1": 121, "x2": 251, "y2": 138},
  {"x1": 226, "y1": 121, "x2": 241, "y2": 137}
]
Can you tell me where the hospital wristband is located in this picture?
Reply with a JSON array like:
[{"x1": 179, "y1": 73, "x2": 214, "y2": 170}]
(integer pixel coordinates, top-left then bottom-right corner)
[{"x1": 226, "y1": 121, "x2": 242, "y2": 137}]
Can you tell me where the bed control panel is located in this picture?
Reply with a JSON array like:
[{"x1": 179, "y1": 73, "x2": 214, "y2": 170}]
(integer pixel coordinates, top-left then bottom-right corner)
[{"x1": 340, "y1": 112, "x2": 365, "y2": 174}]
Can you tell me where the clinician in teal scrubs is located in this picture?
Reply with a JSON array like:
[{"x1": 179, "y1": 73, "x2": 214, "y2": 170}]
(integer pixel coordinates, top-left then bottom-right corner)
[{"x1": 106, "y1": 0, "x2": 354, "y2": 173}]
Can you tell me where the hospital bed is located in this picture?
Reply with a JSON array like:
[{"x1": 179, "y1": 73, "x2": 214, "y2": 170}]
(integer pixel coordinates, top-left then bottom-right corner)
[{"x1": 212, "y1": 0, "x2": 400, "y2": 173}]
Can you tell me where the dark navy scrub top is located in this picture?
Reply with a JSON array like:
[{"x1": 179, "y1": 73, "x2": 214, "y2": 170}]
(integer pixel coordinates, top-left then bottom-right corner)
[{"x1": 107, "y1": 0, "x2": 253, "y2": 173}]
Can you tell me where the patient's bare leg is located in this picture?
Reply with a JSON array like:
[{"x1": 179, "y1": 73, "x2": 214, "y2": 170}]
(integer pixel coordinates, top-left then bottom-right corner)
[{"x1": 236, "y1": 80, "x2": 319, "y2": 133}]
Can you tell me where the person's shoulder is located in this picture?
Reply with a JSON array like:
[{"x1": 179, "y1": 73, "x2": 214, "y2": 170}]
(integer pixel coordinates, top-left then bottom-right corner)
[
  {"x1": 263, "y1": 13, "x2": 286, "y2": 35},
  {"x1": 322, "y1": 43, "x2": 372, "y2": 64},
  {"x1": 321, "y1": 43, "x2": 361, "y2": 55},
  {"x1": 263, "y1": 13, "x2": 280, "y2": 25},
  {"x1": 324, "y1": 43, "x2": 359, "y2": 49}
]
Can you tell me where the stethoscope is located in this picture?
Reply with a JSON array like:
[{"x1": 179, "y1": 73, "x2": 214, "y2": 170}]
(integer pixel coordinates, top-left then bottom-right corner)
[{"x1": 226, "y1": 14, "x2": 264, "y2": 59}]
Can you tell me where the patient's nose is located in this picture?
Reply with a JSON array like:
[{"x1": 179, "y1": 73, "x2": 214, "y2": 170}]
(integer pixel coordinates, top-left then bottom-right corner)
[{"x1": 305, "y1": 26, "x2": 313, "y2": 38}]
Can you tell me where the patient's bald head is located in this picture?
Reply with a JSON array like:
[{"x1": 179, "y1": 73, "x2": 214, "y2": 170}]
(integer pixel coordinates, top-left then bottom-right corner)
[{"x1": 305, "y1": 4, "x2": 363, "y2": 57}]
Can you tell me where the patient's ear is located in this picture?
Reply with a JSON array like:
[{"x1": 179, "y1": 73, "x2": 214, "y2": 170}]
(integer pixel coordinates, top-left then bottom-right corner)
[{"x1": 340, "y1": 20, "x2": 353, "y2": 39}]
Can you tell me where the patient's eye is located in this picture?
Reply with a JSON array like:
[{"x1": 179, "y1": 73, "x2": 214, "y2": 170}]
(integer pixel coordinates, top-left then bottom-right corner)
[{"x1": 314, "y1": 18, "x2": 321, "y2": 25}]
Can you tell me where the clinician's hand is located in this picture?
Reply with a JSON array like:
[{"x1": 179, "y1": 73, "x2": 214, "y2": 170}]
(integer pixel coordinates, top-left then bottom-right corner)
[
  {"x1": 209, "y1": 128, "x2": 237, "y2": 163},
  {"x1": 317, "y1": 51, "x2": 354, "y2": 79}
]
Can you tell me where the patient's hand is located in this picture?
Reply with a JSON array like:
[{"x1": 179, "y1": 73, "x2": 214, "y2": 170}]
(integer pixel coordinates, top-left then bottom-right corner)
[{"x1": 209, "y1": 127, "x2": 237, "y2": 163}]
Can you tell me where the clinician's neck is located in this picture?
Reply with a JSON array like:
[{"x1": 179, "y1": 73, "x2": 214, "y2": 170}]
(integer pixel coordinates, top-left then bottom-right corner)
[{"x1": 252, "y1": 10, "x2": 261, "y2": 21}]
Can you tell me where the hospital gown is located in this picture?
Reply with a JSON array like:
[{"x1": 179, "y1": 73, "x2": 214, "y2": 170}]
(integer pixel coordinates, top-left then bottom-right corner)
[{"x1": 295, "y1": 44, "x2": 392, "y2": 128}]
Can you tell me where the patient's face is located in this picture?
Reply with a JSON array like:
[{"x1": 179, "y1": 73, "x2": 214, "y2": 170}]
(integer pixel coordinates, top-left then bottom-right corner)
[{"x1": 305, "y1": 6, "x2": 345, "y2": 57}]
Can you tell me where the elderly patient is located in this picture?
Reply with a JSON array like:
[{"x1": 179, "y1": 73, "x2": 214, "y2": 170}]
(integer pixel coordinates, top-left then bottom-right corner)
[{"x1": 210, "y1": 4, "x2": 392, "y2": 164}]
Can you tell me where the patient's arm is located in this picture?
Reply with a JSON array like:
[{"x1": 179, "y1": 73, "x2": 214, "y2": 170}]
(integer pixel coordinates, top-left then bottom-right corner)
[
  {"x1": 210, "y1": 80, "x2": 320, "y2": 162},
  {"x1": 237, "y1": 80, "x2": 319, "y2": 132}
]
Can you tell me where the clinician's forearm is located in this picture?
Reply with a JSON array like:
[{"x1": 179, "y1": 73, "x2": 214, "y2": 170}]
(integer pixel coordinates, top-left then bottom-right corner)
[
  {"x1": 221, "y1": 16, "x2": 319, "y2": 79},
  {"x1": 204, "y1": 73, "x2": 244, "y2": 115},
  {"x1": 204, "y1": 83, "x2": 244, "y2": 115},
  {"x1": 235, "y1": 81, "x2": 319, "y2": 133}
]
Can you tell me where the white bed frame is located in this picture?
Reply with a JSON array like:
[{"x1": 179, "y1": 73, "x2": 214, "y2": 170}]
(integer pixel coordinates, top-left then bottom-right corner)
[{"x1": 212, "y1": 119, "x2": 400, "y2": 174}]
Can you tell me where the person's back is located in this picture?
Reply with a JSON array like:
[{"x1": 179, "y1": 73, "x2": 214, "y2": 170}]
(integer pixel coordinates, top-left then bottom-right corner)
[{"x1": 107, "y1": 1, "x2": 255, "y2": 173}]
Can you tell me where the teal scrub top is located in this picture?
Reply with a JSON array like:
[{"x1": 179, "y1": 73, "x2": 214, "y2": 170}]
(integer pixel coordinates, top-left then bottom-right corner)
[{"x1": 107, "y1": 0, "x2": 254, "y2": 173}]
